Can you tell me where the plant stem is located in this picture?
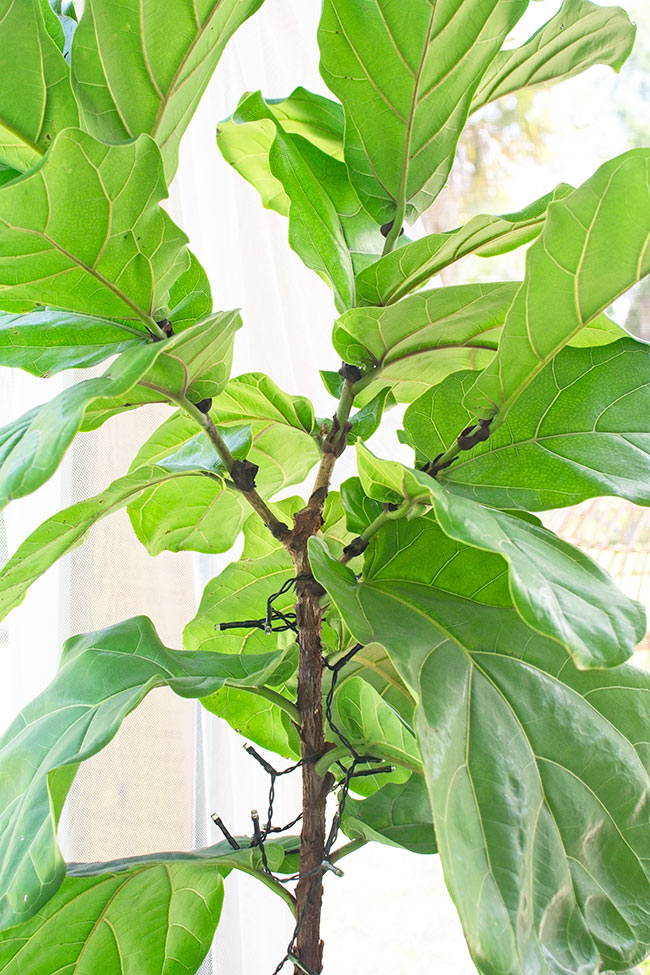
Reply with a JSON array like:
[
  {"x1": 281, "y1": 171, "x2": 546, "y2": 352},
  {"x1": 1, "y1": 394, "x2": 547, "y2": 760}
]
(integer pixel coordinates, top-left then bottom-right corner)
[
  {"x1": 288, "y1": 375, "x2": 357, "y2": 974},
  {"x1": 340, "y1": 498, "x2": 413, "y2": 565},
  {"x1": 314, "y1": 742, "x2": 421, "y2": 778},
  {"x1": 177, "y1": 397, "x2": 292, "y2": 541},
  {"x1": 248, "y1": 686, "x2": 300, "y2": 724},
  {"x1": 381, "y1": 198, "x2": 406, "y2": 256},
  {"x1": 329, "y1": 838, "x2": 366, "y2": 863}
]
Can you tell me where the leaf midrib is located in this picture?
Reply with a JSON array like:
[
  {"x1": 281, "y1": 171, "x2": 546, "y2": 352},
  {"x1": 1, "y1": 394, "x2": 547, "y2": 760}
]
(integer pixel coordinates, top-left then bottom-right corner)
[
  {"x1": 149, "y1": 0, "x2": 234, "y2": 146},
  {"x1": 366, "y1": 579, "x2": 647, "y2": 952}
]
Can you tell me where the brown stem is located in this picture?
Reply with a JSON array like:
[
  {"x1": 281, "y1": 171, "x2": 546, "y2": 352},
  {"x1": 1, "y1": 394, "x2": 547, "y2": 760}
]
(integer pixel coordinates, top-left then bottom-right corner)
[
  {"x1": 287, "y1": 377, "x2": 355, "y2": 973},
  {"x1": 292, "y1": 563, "x2": 330, "y2": 974},
  {"x1": 177, "y1": 397, "x2": 292, "y2": 543}
]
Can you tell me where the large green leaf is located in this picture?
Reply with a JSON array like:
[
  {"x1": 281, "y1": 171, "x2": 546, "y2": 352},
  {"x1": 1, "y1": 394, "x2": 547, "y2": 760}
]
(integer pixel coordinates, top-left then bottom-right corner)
[
  {"x1": 71, "y1": 0, "x2": 265, "y2": 183},
  {"x1": 334, "y1": 282, "x2": 516, "y2": 404},
  {"x1": 318, "y1": 0, "x2": 528, "y2": 224},
  {"x1": 0, "y1": 310, "x2": 147, "y2": 377},
  {"x1": 218, "y1": 86, "x2": 344, "y2": 215},
  {"x1": 403, "y1": 338, "x2": 650, "y2": 510},
  {"x1": 342, "y1": 774, "x2": 436, "y2": 855},
  {"x1": 219, "y1": 90, "x2": 383, "y2": 310},
  {"x1": 0, "y1": 252, "x2": 214, "y2": 378},
  {"x1": 0, "y1": 837, "x2": 300, "y2": 975},
  {"x1": 0, "y1": 854, "x2": 225, "y2": 975},
  {"x1": 185, "y1": 504, "x2": 302, "y2": 756},
  {"x1": 206, "y1": 372, "x2": 315, "y2": 435},
  {"x1": 0, "y1": 465, "x2": 215, "y2": 622},
  {"x1": 331, "y1": 674, "x2": 421, "y2": 777},
  {"x1": 355, "y1": 184, "x2": 572, "y2": 306},
  {"x1": 128, "y1": 428, "x2": 308, "y2": 556},
  {"x1": 0, "y1": 312, "x2": 239, "y2": 508},
  {"x1": 0, "y1": 0, "x2": 78, "y2": 172},
  {"x1": 471, "y1": 0, "x2": 636, "y2": 114},
  {"x1": 310, "y1": 523, "x2": 650, "y2": 974},
  {"x1": 0, "y1": 129, "x2": 190, "y2": 323},
  {"x1": 465, "y1": 150, "x2": 650, "y2": 424},
  {"x1": 355, "y1": 445, "x2": 645, "y2": 669},
  {"x1": 0, "y1": 616, "x2": 289, "y2": 931},
  {"x1": 184, "y1": 533, "x2": 296, "y2": 658},
  {"x1": 205, "y1": 684, "x2": 300, "y2": 759}
]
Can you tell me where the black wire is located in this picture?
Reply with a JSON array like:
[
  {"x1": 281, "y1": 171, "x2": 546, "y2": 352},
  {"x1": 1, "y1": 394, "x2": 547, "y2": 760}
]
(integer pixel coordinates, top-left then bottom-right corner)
[
  {"x1": 209, "y1": 579, "x2": 395, "y2": 974},
  {"x1": 218, "y1": 577, "x2": 298, "y2": 634}
]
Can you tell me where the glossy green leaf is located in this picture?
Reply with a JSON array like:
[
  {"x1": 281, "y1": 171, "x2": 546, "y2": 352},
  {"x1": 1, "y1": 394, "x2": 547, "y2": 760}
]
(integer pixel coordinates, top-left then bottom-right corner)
[
  {"x1": 334, "y1": 282, "x2": 516, "y2": 403},
  {"x1": 0, "y1": 835, "x2": 302, "y2": 975},
  {"x1": 219, "y1": 90, "x2": 383, "y2": 310},
  {"x1": 0, "y1": 310, "x2": 148, "y2": 376},
  {"x1": 335, "y1": 641, "x2": 415, "y2": 728},
  {"x1": 0, "y1": 465, "x2": 221, "y2": 622},
  {"x1": 318, "y1": 0, "x2": 528, "y2": 224},
  {"x1": 218, "y1": 86, "x2": 344, "y2": 215},
  {"x1": 205, "y1": 684, "x2": 300, "y2": 759},
  {"x1": 403, "y1": 338, "x2": 650, "y2": 510},
  {"x1": 81, "y1": 310, "x2": 240, "y2": 431},
  {"x1": 126, "y1": 430, "x2": 252, "y2": 556},
  {"x1": 185, "y1": 534, "x2": 295, "y2": 658},
  {"x1": 0, "y1": 615, "x2": 290, "y2": 930},
  {"x1": 0, "y1": 253, "x2": 213, "y2": 378},
  {"x1": 471, "y1": 0, "x2": 636, "y2": 114},
  {"x1": 356, "y1": 445, "x2": 645, "y2": 668},
  {"x1": 71, "y1": 0, "x2": 265, "y2": 182},
  {"x1": 206, "y1": 372, "x2": 315, "y2": 435},
  {"x1": 333, "y1": 675, "x2": 420, "y2": 773},
  {"x1": 0, "y1": 129, "x2": 190, "y2": 322},
  {"x1": 355, "y1": 184, "x2": 572, "y2": 306},
  {"x1": 465, "y1": 150, "x2": 650, "y2": 423},
  {"x1": 0, "y1": 312, "x2": 239, "y2": 508},
  {"x1": 164, "y1": 251, "x2": 213, "y2": 331},
  {"x1": 0, "y1": 0, "x2": 78, "y2": 172},
  {"x1": 0, "y1": 853, "x2": 225, "y2": 975},
  {"x1": 310, "y1": 523, "x2": 650, "y2": 974},
  {"x1": 340, "y1": 476, "x2": 384, "y2": 534},
  {"x1": 342, "y1": 774, "x2": 436, "y2": 855}
]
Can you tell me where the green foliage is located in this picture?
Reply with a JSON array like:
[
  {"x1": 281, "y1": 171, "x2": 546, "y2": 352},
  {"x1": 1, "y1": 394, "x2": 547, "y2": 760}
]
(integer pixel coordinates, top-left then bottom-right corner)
[
  {"x1": 0, "y1": 0, "x2": 78, "y2": 173},
  {"x1": 0, "y1": 1, "x2": 648, "y2": 974},
  {"x1": 71, "y1": 0, "x2": 265, "y2": 182},
  {"x1": 310, "y1": 526, "x2": 650, "y2": 972}
]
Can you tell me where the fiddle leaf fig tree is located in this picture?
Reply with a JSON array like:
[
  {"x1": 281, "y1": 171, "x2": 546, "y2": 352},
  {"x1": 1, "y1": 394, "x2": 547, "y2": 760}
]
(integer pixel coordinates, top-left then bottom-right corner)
[{"x1": 0, "y1": 1, "x2": 649, "y2": 974}]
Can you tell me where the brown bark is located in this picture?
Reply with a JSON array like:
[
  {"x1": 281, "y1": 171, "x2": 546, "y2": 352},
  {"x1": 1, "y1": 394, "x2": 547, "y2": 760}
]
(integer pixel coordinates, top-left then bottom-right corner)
[{"x1": 288, "y1": 500, "x2": 334, "y2": 973}]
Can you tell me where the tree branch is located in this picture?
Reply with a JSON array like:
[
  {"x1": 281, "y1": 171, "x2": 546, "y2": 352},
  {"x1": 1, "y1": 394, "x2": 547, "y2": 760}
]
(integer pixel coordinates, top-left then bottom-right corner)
[{"x1": 176, "y1": 395, "x2": 292, "y2": 543}]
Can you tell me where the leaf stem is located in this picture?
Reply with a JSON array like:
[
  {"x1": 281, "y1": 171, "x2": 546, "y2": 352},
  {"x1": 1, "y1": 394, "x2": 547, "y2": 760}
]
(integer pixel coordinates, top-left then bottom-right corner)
[
  {"x1": 330, "y1": 838, "x2": 366, "y2": 863},
  {"x1": 175, "y1": 396, "x2": 292, "y2": 541},
  {"x1": 232, "y1": 861, "x2": 297, "y2": 914},
  {"x1": 381, "y1": 198, "x2": 406, "y2": 256},
  {"x1": 247, "y1": 686, "x2": 300, "y2": 724},
  {"x1": 340, "y1": 499, "x2": 413, "y2": 565},
  {"x1": 314, "y1": 742, "x2": 421, "y2": 777}
]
